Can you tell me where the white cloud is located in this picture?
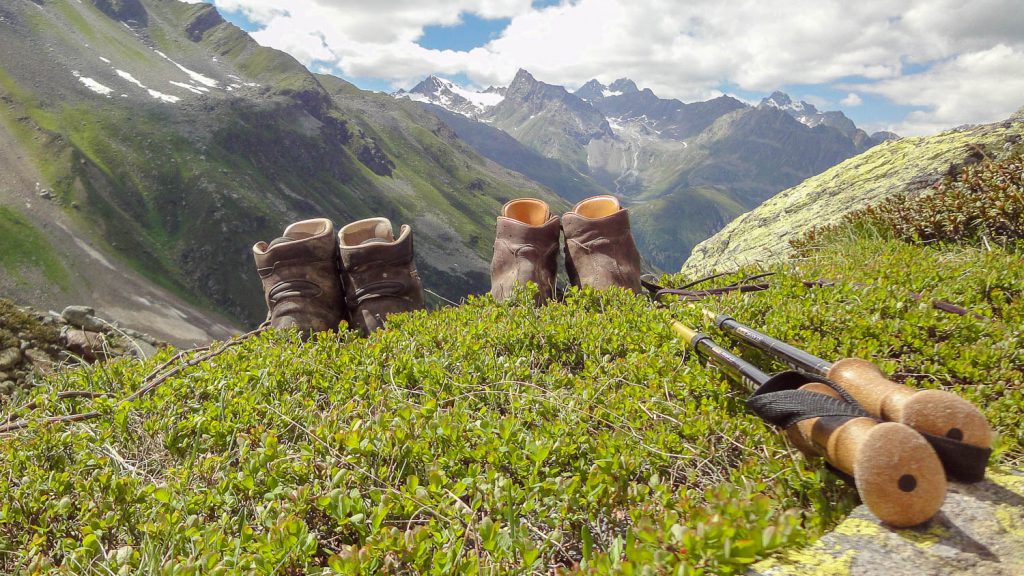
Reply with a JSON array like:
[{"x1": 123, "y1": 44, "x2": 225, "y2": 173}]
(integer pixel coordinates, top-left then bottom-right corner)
[
  {"x1": 849, "y1": 44, "x2": 1024, "y2": 135},
  {"x1": 197, "y1": 0, "x2": 1024, "y2": 132},
  {"x1": 840, "y1": 93, "x2": 863, "y2": 107}
]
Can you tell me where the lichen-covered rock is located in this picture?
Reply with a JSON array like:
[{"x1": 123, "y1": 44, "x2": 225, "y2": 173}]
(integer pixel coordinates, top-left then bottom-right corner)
[
  {"x1": 682, "y1": 112, "x2": 1024, "y2": 277},
  {"x1": 750, "y1": 469, "x2": 1024, "y2": 576},
  {"x1": 0, "y1": 347, "x2": 22, "y2": 371}
]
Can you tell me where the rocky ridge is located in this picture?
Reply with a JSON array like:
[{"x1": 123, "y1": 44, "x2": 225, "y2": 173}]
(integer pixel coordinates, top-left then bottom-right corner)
[{"x1": 758, "y1": 91, "x2": 898, "y2": 148}]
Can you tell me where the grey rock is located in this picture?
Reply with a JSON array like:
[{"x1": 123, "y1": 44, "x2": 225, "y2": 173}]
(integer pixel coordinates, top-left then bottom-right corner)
[
  {"x1": 61, "y1": 305, "x2": 105, "y2": 331},
  {"x1": 0, "y1": 347, "x2": 23, "y2": 371},
  {"x1": 749, "y1": 469, "x2": 1024, "y2": 576}
]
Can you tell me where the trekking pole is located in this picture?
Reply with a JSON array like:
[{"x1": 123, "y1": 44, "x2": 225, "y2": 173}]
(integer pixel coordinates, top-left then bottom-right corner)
[
  {"x1": 703, "y1": 310, "x2": 992, "y2": 481},
  {"x1": 671, "y1": 321, "x2": 946, "y2": 527}
]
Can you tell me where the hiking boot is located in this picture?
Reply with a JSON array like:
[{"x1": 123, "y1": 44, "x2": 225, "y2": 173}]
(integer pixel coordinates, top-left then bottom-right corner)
[
  {"x1": 561, "y1": 195, "x2": 643, "y2": 293},
  {"x1": 252, "y1": 218, "x2": 346, "y2": 334},
  {"x1": 338, "y1": 217, "x2": 425, "y2": 334},
  {"x1": 490, "y1": 198, "x2": 561, "y2": 304}
]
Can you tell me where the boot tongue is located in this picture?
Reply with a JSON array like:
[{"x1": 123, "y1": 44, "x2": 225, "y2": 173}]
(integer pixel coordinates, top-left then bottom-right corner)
[{"x1": 267, "y1": 235, "x2": 296, "y2": 249}]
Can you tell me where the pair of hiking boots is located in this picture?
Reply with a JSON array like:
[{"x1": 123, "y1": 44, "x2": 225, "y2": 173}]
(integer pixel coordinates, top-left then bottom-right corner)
[
  {"x1": 490, "y1": 195, "x2": 643, "y2": 303},
  {"x1": 252, "y1": 217, "x2": 425, "y2": 335}
]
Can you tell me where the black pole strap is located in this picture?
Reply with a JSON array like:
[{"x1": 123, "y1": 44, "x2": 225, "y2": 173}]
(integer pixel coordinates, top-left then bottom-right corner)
[{"x1": 745, "y1": 370, "x2": 872, "y2": 429}]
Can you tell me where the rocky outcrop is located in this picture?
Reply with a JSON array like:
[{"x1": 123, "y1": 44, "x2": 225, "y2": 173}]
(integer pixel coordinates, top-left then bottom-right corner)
[
  {"x1": 357, "y1": 140, "x2": 395, "y2": 177},
  {"x1": 91, "y1": 0, "x2": 147, "y2": 25},
  {"x1": 750, "y1": 469, "x2": 1024, "y2": 575},
  {"x1": 183, "y1": 2, "x2": 224, "y2": 41},
  {"x1": 681, "y1": 111, "x2": 1024, "y2": 277},
  {"x1": 0, "y1": 299, "x2": 166, "y2": 398}
]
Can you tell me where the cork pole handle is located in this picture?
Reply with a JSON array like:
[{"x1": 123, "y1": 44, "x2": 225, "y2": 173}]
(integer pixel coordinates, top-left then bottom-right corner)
[
  {"x1": 827, "y1": 358, "x2": 992, "y2": 449},
  {"x1": 787, "y1": 385, "x2": 946, "y2": 527},
  {"x1": 786, "y1": 383, "x2": 839, "y2": 457}
]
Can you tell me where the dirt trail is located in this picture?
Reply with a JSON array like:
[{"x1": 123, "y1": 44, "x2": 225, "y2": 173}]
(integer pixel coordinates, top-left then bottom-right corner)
[{"x1": 0, "y1": 121, "x2": 238, "y2": 347}]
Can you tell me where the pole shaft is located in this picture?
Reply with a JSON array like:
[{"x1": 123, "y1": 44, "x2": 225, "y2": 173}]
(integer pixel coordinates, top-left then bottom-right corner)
[
  {"x1": 713, "y1": 314, "x2": 833, "y2": 375},
  {"x1": 671, "y1": 322, "x2": 771, "y2": 389}
]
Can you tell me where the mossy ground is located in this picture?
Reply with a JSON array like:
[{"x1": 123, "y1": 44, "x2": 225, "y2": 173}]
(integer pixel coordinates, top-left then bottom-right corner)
[{"x1": 1, "y1": 219, "x2": 1020, "y2": 574}]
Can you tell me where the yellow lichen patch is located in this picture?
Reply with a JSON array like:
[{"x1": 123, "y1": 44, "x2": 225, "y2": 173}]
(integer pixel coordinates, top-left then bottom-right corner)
[
  {"x1": 988, "y1": 472, "x2": 1024, "y2": 496},
  {"x1": 832, "y1": 517, "x2": 880, "y2": 537},
  {"x1": 765, "y1": 545, "x2": 851, "y2": 569},
  {"x1": 895, "y1": 524, "x2": 949, "y2": 549},
  {"x1": 995, "y1": 506, "x2": 1024, "y2": 539},
  {"x1": 753, "y1": 546, "x2": 854, "y2": 576}
]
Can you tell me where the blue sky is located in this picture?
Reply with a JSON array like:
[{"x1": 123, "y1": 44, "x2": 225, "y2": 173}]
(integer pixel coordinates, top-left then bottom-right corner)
[{"x1": 203, "y1": 0, "x2": 1024, "y2": 135}]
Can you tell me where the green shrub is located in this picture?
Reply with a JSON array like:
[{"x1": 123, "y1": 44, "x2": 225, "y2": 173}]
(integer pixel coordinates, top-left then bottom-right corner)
[{"x1": 1, "y1": 231, "x2": 1021, "y2": 574}]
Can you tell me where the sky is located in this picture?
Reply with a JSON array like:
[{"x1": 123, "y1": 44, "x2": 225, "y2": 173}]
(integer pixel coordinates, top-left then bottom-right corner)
[{"x1": 190, "y1": 0, "x2": 1024, "y2": 136}]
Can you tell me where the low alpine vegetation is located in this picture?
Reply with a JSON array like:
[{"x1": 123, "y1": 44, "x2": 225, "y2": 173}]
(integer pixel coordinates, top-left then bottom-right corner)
[{"x1": 2, "y1": 217, "x2": 1021, "y2": 574}]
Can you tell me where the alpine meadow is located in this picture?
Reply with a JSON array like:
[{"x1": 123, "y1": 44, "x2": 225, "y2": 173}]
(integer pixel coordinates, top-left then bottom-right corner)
[{"x1": 1, "y1": 1, "x2": 1022, "y2": 574}]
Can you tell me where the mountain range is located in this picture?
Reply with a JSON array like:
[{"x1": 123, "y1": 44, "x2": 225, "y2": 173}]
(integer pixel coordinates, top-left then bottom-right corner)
[
  {"x1": 1, "y1": 0, "x2": 900, "y2": 336},
  {"x1": 395, "y1": 71, "x2": 897, "y2": 270}
]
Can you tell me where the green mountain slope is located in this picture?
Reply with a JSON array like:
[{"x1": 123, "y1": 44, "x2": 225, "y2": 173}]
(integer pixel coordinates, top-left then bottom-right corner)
[
  {"x1": 682, "y1": 108, "x2": 1024, "y2": 277},
  {"x1": 416, "y1": 102, "x2": 607, "y2": 203},
  {"x1": 0, "y1": 0, "x2": 559, "y2": 326},
  {"x1": 1, "y1": 215, "x2": 1020, "y2": 573}
]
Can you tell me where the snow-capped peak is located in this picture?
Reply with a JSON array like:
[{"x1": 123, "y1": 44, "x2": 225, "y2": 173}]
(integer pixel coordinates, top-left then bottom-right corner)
[
  {"x1": 760, "y1": 91, "x2": 806, "y2": 112},
  {"x1": 394, "y1": 75, "x2": 504, "y2": 119}
]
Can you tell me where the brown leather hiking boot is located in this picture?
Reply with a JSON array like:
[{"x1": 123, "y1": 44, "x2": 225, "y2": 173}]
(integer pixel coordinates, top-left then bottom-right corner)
[
  {"x1": 561, "y1": 195, "x2": 643, "y2": 293},
  {"x1": 252, "y1": 218, "x2": 346, "y2": 334},
  {"x1": 490, "y1": 198, "x2": 561, "y2": 304},
  {"x1": 338, "y1": 217, "x2": 425, "y2": 334}
]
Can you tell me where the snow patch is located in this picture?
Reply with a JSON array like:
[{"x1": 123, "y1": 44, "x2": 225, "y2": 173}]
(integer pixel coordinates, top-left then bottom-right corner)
[
  {"x1": 448, "y1": 81, "x2": 504, "y2": 109},
  {"x1": 602, "y1": 89, "x2": 623, "y2": 97},
  {"x1": 99, "y1": 56, "x2": 111, "y2": 64},
  {"x1": 115, "y1": 69, "x2": 146, "y2": 89},
  {"x1": 154, "y1": 50, "x2": 219, "y2": 88},
  {"x1": 74, "y1": 72, "x2": 113, "y2": 97},
  {"x1": 169, "y1": 81, "x2": 203, "y2": 95},
  {"x1": 148, "y1": 89, "x2": 180, "y2": 104}
]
